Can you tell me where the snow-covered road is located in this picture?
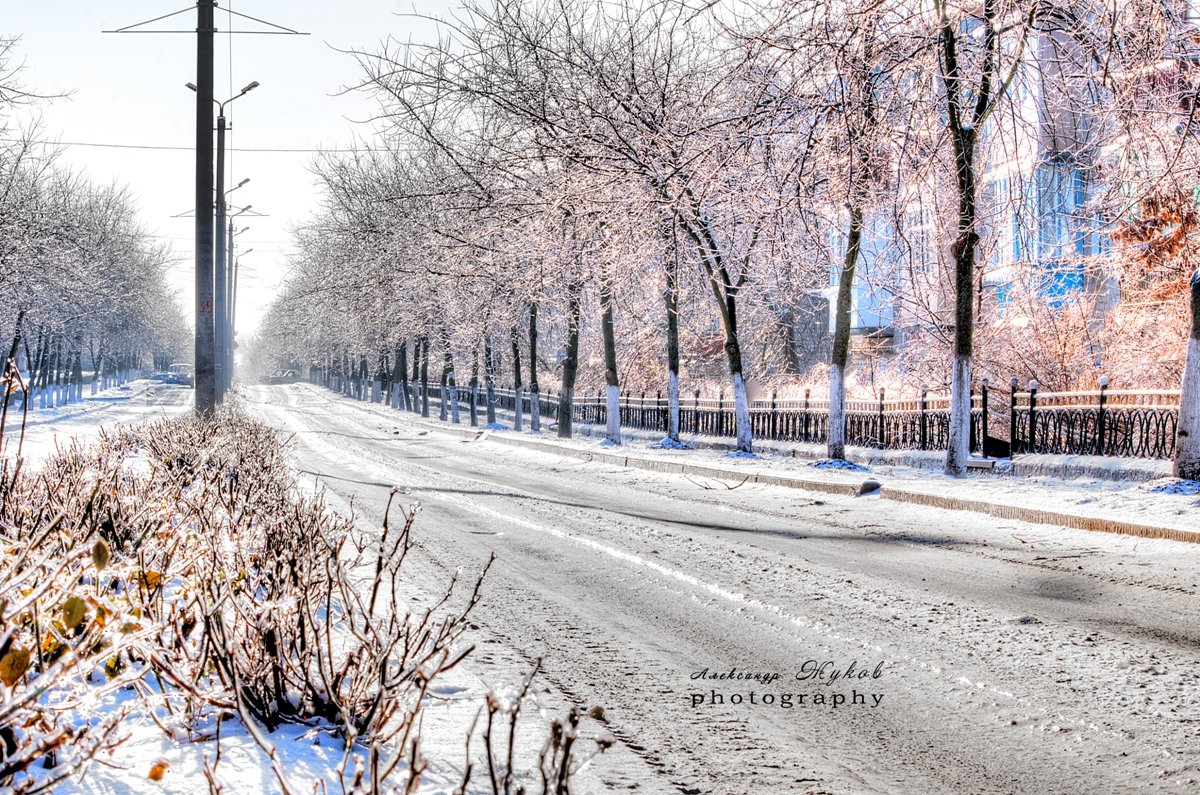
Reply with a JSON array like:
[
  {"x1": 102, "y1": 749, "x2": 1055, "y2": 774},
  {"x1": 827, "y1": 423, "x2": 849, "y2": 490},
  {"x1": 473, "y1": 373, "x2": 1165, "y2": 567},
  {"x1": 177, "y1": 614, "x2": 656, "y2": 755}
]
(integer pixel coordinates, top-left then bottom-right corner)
[{"x1": 246, "y1": 383, "x2": 1200, "y2": 794}]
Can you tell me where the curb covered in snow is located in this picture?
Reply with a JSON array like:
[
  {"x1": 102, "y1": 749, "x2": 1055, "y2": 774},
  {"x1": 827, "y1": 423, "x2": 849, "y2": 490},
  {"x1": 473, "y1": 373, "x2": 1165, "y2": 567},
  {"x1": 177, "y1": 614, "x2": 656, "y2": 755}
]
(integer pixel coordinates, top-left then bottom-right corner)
[
  {"x1": 427, "y1": 421, "x2": 1200, "y2": 546},
  {"x1": 562, "y1": 420, "x2": 1170, "y2": 484}
]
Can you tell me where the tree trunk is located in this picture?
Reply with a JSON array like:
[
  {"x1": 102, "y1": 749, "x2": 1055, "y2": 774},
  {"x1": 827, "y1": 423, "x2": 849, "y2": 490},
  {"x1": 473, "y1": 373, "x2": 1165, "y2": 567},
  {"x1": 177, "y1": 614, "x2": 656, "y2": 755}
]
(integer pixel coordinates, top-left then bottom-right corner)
[
  {"x1": 410, "y1": 338, "x2": 421, "y2": 412},
  {"x1": 419, "y1": 336, "x2": 430, "y2": 418},
  {"x1": 71, "y1": 344, "x2": 84, "y2": 403},
  {"x1": 469, "y1": 347, "x2": 479, "y2": 427},
  {"x1": 1175, "y1": 272, "x2": 1200, "y2": 479},
  {"x1": 528, "y1": 302, "x2": 541, "y2": 433},
  {"x1": 721, "y1": 297, "x2": 753, "y2": 453},
  {"x1": 484, "y1": 336, "x2": 497, "y2": 426},
  {"x1": 25, "y1": 327, "x2": 43, "y2": 410},
  {"x1": 510, "y1": 324, "x2": 524, "y2": 432},
  {"x1": 439, "y1": 353, "x2": 449, "y2": 422},
  {"x1": 558, "y1": 282, "x2": 582, "y2": 438},
  {"x1": 829, "y1": 204, "x2": 863, "y2": 460},
  {"x1": 673, "y1": 205, "x2": 754, "y2": 453},
  {"x1": 443, "y1": 330, "x2": 460, "y2": 424},
  {"x1": 945, "y1": 129, "x2": 978, "y2": 477},
  {"x1": 0, "y1": 309, "x2": 24, "y2": 441},
  {"x1": 665, "y1": 263, "x2": 682, "y2": 443},
  {"x1": 91, "y1": 343, "x2": 103, "y2": 396},
  {"x1": 394, "y1": 341, "x2": 411, "y2": 411},
  {"x1": 600, "y1": 276, "x2": 621, "y2": 444}
]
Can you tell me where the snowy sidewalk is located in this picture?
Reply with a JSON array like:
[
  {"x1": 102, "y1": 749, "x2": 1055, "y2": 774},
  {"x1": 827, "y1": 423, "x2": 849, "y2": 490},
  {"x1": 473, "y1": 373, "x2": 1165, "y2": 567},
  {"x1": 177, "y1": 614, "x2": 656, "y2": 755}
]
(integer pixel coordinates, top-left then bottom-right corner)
[
  {"x1": 463, "y1": 421, "x2": 1200, "y2": 544},
  {"x1": 309, "y1": 387, "x2": 1200, "y2": 545}
]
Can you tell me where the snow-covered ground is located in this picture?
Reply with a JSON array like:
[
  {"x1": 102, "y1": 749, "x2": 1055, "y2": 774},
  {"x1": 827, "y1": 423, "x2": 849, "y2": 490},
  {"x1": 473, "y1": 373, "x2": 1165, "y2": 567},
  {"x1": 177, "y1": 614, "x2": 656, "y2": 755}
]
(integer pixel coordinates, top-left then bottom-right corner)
[
  {"x1": 4, "y1": 379, "x2": 193, "y2": 466},
  {"x1": 465, "y1": 405, "x2": 1200, "y2": 540},
  {"x1": 15, "y1": 381, "x2": 1200, "y2": 792},
  {"x1": 241, "y1": 382, "x2": 1200, "y2": 794},
  {"x1": 5, "y1": 383, "x2": 638, "y2": 795}
]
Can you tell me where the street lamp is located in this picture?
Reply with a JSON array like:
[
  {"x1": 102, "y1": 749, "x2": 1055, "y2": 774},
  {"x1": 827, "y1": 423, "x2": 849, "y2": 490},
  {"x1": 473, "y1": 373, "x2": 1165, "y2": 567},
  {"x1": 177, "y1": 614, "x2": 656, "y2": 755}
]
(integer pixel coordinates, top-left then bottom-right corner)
[
  {"x1": 225, "y1": 219, "x2": 252, "y2": 386},
  {"x1": 187, "y1": 80, "x2": 259, "y2": 401},
  {"x1": 231, "y1": 247, "x2": 253, "y2": 378}
]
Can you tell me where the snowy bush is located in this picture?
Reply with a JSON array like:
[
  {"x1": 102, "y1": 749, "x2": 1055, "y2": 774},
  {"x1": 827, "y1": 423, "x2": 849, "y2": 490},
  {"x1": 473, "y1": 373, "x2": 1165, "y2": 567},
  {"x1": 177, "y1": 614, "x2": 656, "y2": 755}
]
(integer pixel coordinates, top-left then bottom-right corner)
[
  {"x1": 0, "y1": 436, "x2": 154, "y2": 791},
  {"x1": 0, "y1": 408, "x2": 609, "y2": 793}
]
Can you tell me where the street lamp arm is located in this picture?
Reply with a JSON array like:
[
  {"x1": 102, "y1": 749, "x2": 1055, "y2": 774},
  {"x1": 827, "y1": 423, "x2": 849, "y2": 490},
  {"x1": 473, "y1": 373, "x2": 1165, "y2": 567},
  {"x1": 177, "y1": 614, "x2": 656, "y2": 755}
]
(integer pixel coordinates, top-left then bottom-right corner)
[{"x1": 187, "y1": 81, "x2": 261, "y2": 114}]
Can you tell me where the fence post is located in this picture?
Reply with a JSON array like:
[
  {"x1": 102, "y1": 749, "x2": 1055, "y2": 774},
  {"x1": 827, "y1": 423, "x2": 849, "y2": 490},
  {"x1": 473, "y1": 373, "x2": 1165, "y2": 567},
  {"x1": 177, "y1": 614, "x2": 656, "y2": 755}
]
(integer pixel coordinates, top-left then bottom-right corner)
[
  {"x1": 1027, "y1": 379, "x2": 1039, "y2": 455},
  {"x1": 1009, "y1": 377, "x2": 1019, "y2": 454},
  {"x1": 980, "y1": 378, "x2": 989, "y2": 455},
  {"x1": 919, "y1": 386, "x2": 928, "y2": 451},
  {"x1": 718, "y1": 388, "x2": 725, "y2": 437},
  {"x1": 1096, "y1": 375, "x2": 1109, "y2": 456},
  {"x1": 803, "y1": 388, "x2": 811, "y2": 442},
  {"x1": 770, "y1": 389, "x2": 778, "y2": 440},
  {"x1": 877, "y1": 388, "x2": 886, "y2": 448}
]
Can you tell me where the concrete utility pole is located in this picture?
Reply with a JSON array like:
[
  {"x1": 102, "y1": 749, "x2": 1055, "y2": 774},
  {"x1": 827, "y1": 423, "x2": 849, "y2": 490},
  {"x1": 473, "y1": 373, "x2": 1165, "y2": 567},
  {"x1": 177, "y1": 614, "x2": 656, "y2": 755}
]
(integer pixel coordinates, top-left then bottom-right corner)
[
  {"x1": 194, "y1": 0, "x2": 216, "y2": 415},
  {"x1": 213, "y1": 86, "x2": 255, "y2": 401},
  {"x1": 105, "y1": 3, "x2": 304, "y2": 415},
  {"x1": 226, "y1": 213, "x2": 253, "y2": 389},
  {"x1": 186, "y1": 79, "x2": 255, "y2": 403},
  {"x1": 214, "y1": 110, "x2": 227, "y2": 402}
]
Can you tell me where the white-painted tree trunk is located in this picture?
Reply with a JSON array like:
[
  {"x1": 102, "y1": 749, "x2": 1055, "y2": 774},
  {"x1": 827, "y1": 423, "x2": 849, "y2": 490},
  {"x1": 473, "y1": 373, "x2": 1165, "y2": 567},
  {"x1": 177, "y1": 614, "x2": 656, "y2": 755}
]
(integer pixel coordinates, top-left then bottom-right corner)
[
  {"x1": 449, "y1": 380, "x2": 460, "y2": 424},
  {"x1": 371, "y1": 380, "x2": 382, "y2": 403},
  {"x1": 530, "y1": 392, "x2": 541, "y2": 433},
  {"x1": 828, "y1": 364, "x2": 846, "y2": 459},
  {"x1": 1175, "y1": 290, "x2": 1200, "y2": 479},
  {"x1": 667, "y1": 370, "x2": 680, "y2": 441},
  {"x1": 606, "y1": 384, "x2": 621, "y2": 444},
  {"x1": 513, "y1": 387, "x2": 524, "y2": 431},
  {"x1": 944, "y1": 354, "x2": 971, "y2": 476},
  {"x1": 732, "y1": 372, "x2": 753, "y2": 453}
]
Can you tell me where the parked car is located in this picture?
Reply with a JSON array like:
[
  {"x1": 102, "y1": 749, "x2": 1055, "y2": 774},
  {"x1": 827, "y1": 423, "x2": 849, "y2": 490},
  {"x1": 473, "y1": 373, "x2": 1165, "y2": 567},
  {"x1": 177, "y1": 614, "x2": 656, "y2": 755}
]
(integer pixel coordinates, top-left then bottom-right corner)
[
  {"x1": 167, "y1": 363, "x2": 194, "y2": 387},
  {"x1": 265, "y1": 369, "x2": 300, "y2": 385}
]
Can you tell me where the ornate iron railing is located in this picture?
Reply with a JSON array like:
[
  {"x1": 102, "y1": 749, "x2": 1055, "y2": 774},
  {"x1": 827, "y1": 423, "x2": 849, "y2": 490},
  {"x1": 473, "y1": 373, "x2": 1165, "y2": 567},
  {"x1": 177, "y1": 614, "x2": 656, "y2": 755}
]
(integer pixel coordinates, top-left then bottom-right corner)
[
  {"x1": 1008, "y1": 380, "x2": 1178, "y2": 459},
  {"x1": 311, "y1": 368, "x2": 1180, "y2": 461},
  {"x1": 468, "y1": 386, "x2": 991, "y2": 455}
]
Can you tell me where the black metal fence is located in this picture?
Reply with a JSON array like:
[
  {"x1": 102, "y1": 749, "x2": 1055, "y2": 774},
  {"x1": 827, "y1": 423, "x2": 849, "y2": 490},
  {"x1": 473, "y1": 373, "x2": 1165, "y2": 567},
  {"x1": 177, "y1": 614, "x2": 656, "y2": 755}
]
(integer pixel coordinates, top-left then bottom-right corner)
[
  {"x1": 311, "y1": 369, "x2": 1180, "y2": 461},
  {"x1": 1009, "y1": 379, "x2": 1178, "y2": 459}
]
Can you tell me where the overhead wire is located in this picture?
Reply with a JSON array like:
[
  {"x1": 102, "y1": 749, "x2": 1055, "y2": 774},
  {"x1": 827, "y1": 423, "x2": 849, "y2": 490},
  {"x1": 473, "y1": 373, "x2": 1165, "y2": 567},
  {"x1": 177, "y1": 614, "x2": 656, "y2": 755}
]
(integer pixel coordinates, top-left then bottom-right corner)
[{"x1": 0, "y1": 138, "x2": 404, "y2": 154}]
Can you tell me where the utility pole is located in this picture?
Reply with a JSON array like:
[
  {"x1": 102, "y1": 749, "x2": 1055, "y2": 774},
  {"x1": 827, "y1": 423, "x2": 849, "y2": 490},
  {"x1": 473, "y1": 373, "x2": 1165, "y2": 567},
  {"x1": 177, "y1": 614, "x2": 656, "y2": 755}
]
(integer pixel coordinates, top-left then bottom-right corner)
[
  {"x1": 232, "y1": 247, "x2": 253, "y2": 373},
  {"x1": 187, "y1": 80, "x2": 254, "y2": 402},
  {"x1": 213, "y1": 108, "x2": 227, "y2": 403},
  {"x1": 105, "y1": 4, "x2": 305, "y2": 415},
  {"x1": 194, "y1": 0, "x2": 216, "y2": 415},
  {"x1": 226, "y1": 215, "x2": 251, "y2": 388}
]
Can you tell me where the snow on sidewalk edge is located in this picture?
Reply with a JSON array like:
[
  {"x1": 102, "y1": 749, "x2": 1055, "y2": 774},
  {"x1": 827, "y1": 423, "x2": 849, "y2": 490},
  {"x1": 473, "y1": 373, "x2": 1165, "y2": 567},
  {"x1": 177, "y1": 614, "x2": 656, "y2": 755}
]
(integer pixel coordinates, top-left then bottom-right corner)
[{"x1": 423, "y1": 418, "x2": 1200, "y2": 546}]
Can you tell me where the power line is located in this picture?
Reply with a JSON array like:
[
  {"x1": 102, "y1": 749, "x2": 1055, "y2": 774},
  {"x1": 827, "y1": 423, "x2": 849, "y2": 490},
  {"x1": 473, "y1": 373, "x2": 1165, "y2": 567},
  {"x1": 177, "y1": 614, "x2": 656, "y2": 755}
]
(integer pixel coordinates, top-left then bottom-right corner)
[
  {"x1": 0, "y1": 137, "x2": 398, "y2": 154},
  {"x1": 148, "y1": 235, "x2": 291, "y2": 245}
]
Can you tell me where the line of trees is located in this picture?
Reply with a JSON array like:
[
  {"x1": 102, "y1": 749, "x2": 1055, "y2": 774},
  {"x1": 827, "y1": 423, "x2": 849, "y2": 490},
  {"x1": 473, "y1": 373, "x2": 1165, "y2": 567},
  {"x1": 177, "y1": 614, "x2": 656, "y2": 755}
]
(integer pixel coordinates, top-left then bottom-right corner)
[
  {"x1": 254, "y1": 0, "x2": 1200, "y2": 477},
  {"x1": 0, "y1": 38, "x2": 189, "y2": 414}
]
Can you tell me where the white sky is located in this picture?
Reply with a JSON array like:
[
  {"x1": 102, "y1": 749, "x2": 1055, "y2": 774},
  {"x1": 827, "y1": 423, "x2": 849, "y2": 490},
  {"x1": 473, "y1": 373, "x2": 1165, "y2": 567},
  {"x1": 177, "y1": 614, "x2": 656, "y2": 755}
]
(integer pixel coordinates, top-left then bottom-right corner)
[{"x1": 6, "y1": 1, "x2": 448, "y2": 338}]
